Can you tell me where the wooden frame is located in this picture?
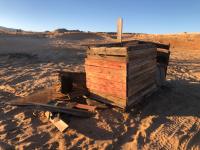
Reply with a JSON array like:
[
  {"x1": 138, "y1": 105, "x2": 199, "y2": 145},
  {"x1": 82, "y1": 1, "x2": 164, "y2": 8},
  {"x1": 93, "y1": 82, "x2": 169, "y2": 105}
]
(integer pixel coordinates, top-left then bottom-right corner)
[{"x1": 85, "y1": 40, "x2": 170, "y2": 109}]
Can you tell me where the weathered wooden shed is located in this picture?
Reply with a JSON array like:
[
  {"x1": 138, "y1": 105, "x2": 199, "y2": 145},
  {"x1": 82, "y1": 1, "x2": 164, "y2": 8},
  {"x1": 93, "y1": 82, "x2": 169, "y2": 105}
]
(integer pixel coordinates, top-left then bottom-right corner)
[{"x1": 85, "y1": 40, "x2": 170, "y2": 109}]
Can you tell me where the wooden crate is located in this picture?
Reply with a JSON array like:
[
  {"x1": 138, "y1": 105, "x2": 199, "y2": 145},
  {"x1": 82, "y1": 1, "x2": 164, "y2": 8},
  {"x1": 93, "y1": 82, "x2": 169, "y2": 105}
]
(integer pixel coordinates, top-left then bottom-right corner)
[{"x1": 85, "y1": 41, "x2": 163, "y2": 109}]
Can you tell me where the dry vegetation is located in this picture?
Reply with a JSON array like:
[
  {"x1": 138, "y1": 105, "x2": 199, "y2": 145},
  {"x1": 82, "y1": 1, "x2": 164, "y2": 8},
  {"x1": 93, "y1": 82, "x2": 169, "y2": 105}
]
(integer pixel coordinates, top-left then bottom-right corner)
[{"x1": 0, "y1": 31, "x2": 200, "y2": 149}]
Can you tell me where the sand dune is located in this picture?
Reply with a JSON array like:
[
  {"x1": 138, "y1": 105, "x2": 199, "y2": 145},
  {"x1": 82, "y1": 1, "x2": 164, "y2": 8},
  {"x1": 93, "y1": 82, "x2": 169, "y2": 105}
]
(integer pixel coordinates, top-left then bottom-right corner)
[{"x1": 0, "y1": 32, "x2": 200, "y2": 149}]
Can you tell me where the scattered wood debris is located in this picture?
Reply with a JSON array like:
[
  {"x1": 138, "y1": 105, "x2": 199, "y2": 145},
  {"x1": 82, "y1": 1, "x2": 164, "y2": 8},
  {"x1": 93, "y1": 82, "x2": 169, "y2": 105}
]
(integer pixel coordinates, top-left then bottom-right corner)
[
  {"x1": 45, "y1": 111, "x2": 69, "y2": 132},
  {"x1": 85, "y1": 97, "x2": 108, "y2": 109},
  {"x1": 9, "y1": 102, "x2": 95, "y2": 118},
  {"x1": 74, "y1": 103, "x2": 96, "y2": 112}
]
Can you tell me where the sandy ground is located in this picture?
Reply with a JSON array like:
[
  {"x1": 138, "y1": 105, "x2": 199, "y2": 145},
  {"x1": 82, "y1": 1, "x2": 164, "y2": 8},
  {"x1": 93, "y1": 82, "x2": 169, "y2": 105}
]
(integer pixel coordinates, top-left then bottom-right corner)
[{"x1": 0, "y1": 32, "x2": 200, "y2": 149}]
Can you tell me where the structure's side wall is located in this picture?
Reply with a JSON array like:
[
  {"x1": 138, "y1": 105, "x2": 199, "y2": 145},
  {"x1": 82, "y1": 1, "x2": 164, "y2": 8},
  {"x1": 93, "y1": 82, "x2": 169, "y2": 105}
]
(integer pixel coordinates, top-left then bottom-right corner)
[
  {"x1": 127, "y1": 44, "x2": 157, "y2": 108},
  {"x1": 85, "y1": 57, "x2": 127, "y2": 108}
]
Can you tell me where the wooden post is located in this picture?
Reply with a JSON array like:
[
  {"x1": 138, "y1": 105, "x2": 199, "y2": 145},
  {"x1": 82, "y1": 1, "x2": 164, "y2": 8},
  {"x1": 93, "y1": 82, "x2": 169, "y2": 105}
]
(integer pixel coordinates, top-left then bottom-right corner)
[{"x1": 117, "y1": 17, "x2": 123, "y2": 42}]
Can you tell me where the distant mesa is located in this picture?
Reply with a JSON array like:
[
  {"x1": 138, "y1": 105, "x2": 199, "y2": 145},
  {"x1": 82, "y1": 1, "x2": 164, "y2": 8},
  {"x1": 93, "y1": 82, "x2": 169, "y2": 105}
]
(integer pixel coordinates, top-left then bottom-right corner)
[
  {"x1": 54, "y1": 28, "x2": 68, "y2": 33},
  {"x1": 0, "y1": 26, "x2": 23, "y2": 33},
  {"x1": 0, "y1": 26, "x2": 82, "y2": 34},
  {"x1": 53, "y1": 28, "x2": 82, "y2": 33}
]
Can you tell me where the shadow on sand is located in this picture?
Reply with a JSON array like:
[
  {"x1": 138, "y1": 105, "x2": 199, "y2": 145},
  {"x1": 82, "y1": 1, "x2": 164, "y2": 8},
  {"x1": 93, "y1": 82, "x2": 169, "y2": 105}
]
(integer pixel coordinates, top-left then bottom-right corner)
[
  {"x1": 139, "y1": 79, "x2": 200, "y2": 118},
  {"x1": 112, "y1": 79, "x2": 200, "y2": 149}
]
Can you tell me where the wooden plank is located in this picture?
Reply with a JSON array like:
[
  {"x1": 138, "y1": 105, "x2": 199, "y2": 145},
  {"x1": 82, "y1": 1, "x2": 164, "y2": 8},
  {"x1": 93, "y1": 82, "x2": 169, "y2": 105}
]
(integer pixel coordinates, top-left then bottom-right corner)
[
  {"x1": 128, "y1": 60, "x2": 156, "y2": 73},
  {"x1": 65, "y1": 89, "x2": 89, "y2": 100},
  {"x1": 87, "y1": 81, "x2": 126, "y2": 99},
  {"x1": 9, "y1": 102, "x2": 95, "y2": 118},
  {"x1": 86, "y1": 73, "x2": 126, "y2": 84},
  {"x1": 123, "y1": 41, "x2": 138, "y2": 47},
  {"x1": 128, "y1": 71, "x2": 156, "y2": 96},
  {"x1": 128, "y1": 65, "x2": 156, "y2": 80},
  {"x1": 127, "y1": 84, "x2": 157, "y2": 108},
  {"x1": 85, "y1": 98, "x2": 108, "y2": 109},
  {"x1": 84, "y1": 40, "x2": 138, "y2": 47},
  {"x1": 88, "y1": 47, "x2": 127, "y2": 56},
  {"x1": 128, "y1": 48, "x2": 156, "y2": 60},
  {"x1": 128, "y1": 72, "x2": 156, "y2": 92},
  {"x1": 87, "y1": 74, "x2": 126, "y2": 86},
  {"x1": 128, "y1": 78, "x2": 155, "y2": 97},
  {"x1": 128, "y1": 63, "x2": 156, "y2": 78},
  {"x1": 128, "y1": 58, "x2": 156, "y2": 76},
  {"x1": 129, "y1": 69, "x2": 156, "y2": 84},
  {"x1": 85, "y1": 58, "x2": 127, "y2": 69},
  {"x1": 128, "y1": 48, "x2": 155, "y2": 55},
  {"x1": 89, "y1": 90, "x2": 126, "y2": 108},
  {"x1": 127, "y1": 44, "x2": 155, "y2": 51},
  {"x1": 86, "y1": 77, "x2": 126, "y2": 91},
  {"x1": 85, "y1": 65, "x2": 126, "y2": 76},
  {"x1": 157, "y1": 48, "x2": 170, "y2": 53},
  {"x1": 138, "y1": 41, "x2": 170, "y2": 50},
  {"x1": 129, "y1": 54, "x2": 156, "y2": 64},
  {"x1": 87, "y1": 55, "x2": 127, "y2": 62},
  {"x1": 85, "y1": 66, "x2": 126, "y2": 83},
  {"x1": 128, "y1": 58, "x2": 156, "y2": 71},
  {"x1": 74, "y1": 103, "x2": 96, "y2": 112},
  {"x1": 84, "y1": 40, "x2": 169, "y2": 50},
  {"x1": 129, "y1": 54, "x2": 156, "y2": 62},
  {"x1": 45, "y1": 111, "x2": 69, "y2": 132},
  {"x1": 88, "y1": 43, "x2": 122, "y2": 48},
  {"x1": 128, "y1": 55, "x2": 156, "y2": 66}
]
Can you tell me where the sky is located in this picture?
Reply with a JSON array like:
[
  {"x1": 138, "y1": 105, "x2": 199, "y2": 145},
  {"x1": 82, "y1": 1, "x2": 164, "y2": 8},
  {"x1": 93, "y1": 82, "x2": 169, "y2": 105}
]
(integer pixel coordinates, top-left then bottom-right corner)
[{"x1": 0, "y1": 0, "x2": 199, "y2": 33}]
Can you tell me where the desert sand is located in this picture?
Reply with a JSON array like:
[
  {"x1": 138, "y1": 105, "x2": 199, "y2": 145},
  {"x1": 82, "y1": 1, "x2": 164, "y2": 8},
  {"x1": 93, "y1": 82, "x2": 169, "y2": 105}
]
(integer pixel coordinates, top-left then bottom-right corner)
[{"x1": 0, "y1": 31, "x2": 200, "y2": 149}]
